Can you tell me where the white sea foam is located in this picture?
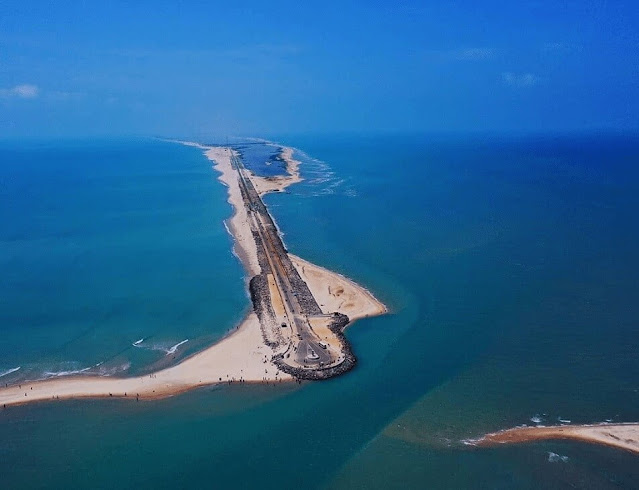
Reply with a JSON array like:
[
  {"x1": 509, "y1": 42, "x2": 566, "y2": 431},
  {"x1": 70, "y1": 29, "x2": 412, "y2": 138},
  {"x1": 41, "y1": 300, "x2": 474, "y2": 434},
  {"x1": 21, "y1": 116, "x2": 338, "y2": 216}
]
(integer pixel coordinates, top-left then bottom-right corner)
[
  {"x1": 558, "y1": 418, "x2": 571, "y2": 424},
  {"x1": 461, "y1": 438, "x2": 480, "y2": 446},
  {"x1": 97, "y1": 362, "x2": 131, "y2": 376},
  {"x1": 134, "y1": 339, "x2": 187, "y2": 355},
  {"x1": 0, "y1": 366, "x2": 21, "y2": 378},
  {"x1": 530, "y1": 415, "x2": 543, "y2": 424},
  {"x1": 133, "y1": 335, "x2": 188, "y2": 355},
  {"x1": 309, "y1": 175, "x2": 333, "y2": 185},
  {"x1": 42, "y1": 366, "x2": 91, "y2": 378},
  {"x1": 245, "y1": 138, "x2": 359, "y2": 198},
  {"x1": 165, "y1": 339, "x2": 189, "y2": 355},
  {"x1": 547, "y1": 452, "x2": 569, "y2": 463}
]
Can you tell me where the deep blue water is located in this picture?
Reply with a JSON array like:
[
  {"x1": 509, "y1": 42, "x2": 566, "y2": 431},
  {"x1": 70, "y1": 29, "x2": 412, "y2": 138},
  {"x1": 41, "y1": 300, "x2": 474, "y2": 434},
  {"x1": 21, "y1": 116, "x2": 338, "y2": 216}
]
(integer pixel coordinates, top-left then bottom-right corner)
[{"x1": 1, "y1": 133, "x2": 639, "y2": 489}]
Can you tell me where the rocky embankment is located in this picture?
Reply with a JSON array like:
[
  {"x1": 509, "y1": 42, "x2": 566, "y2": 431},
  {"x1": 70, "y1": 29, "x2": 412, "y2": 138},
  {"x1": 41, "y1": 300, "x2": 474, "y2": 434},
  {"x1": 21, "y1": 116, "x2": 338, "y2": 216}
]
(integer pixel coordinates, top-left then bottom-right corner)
[{"x1": 272, "y1": 313, "x2": 357, "y2": 380}]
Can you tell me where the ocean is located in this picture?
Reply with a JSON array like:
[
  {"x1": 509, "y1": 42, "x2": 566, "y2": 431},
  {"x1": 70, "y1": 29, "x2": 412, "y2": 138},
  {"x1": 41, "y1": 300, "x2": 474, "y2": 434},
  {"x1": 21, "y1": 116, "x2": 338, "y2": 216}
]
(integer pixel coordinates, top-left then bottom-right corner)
[
  {"x1": 1, "y1": 133, "x2": 638, "y2": 488},
  {"x1": 0, "y1": 140, "x2": 248, "y2": 379}
]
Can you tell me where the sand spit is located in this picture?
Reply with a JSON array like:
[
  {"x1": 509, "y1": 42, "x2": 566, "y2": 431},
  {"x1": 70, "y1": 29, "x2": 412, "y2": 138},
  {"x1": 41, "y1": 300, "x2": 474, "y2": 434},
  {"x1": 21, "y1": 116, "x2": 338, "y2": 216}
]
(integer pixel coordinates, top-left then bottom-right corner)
[
  {"x1": 470, "y1": 423, "x2": 639, "y2": 455},
  {"x1": 290, "y1": 254, "x2": 387, "y2": 322},
  {"x1": 0, "y1": 313, "x2": 286, "y2": 407},
  {"x1": 0, "y1": 142, "x2": 386, "y2": 408}
]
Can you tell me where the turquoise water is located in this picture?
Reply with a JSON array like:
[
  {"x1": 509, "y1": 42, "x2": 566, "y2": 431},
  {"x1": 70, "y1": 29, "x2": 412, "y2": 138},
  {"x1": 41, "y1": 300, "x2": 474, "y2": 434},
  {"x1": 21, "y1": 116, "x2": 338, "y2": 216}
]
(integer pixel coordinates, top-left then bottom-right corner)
[
  {"x1": 1, "y1": 134, "x2": 639, "y2": 488},
  {"x1": 0, "y1": 140, "x2": 247, "y2": 380}
]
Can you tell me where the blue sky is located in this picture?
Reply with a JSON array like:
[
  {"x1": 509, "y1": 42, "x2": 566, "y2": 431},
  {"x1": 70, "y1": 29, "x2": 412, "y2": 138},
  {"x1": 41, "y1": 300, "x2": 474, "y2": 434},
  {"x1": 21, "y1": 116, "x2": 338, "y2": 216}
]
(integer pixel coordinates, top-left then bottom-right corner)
[{"x1": 1, "y1": 0, "x2": 637, "y2": 138}]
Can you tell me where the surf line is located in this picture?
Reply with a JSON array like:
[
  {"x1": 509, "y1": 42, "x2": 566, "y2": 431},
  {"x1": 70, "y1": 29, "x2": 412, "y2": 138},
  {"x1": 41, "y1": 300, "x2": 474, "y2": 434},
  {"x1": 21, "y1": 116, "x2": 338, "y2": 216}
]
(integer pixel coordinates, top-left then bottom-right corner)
[
  {"x1": 0, "y1": 367, "x2": 21, "y2": 378},
  {"x1": 165, "y1": 339, "x2": 189, "y2": 355}
]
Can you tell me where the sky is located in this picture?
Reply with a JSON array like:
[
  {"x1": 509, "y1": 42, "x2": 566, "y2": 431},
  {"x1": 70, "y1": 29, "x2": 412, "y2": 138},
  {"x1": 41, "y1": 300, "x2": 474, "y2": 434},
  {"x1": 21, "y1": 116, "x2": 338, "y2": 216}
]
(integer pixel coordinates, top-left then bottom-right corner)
[{"x1": 1, "y1": 0, "x2": 638, "y2": 138}]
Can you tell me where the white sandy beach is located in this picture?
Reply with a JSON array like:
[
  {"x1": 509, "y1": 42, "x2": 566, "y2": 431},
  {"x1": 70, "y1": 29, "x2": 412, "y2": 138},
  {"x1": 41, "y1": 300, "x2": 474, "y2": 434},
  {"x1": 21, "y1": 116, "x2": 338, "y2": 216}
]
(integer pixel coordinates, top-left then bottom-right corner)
[
  {"x1": 0, "y1": 313, "x2": 284, "y2": 406},
  {"x1": 290, "y1": 254, "x2": 387, "y2": 322},
  {"x1": 0, "y1": 142, "x2": 386, "y2": 407}
]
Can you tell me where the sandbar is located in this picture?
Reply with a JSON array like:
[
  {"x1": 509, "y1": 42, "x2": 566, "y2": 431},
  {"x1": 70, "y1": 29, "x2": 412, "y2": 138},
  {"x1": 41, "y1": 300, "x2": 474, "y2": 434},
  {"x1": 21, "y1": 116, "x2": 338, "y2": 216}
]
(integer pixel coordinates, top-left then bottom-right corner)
[{"x1": 470, "y1": 423, "x2": 639, "y2": 455}]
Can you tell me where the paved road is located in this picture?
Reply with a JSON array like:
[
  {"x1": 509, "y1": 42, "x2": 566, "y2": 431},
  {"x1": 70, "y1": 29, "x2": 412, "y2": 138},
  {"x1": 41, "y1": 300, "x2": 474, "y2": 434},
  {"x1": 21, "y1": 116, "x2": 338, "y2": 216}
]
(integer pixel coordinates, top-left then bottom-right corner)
[{"x1": 231, "y1": 152, "x2": 333, "y2": 368}]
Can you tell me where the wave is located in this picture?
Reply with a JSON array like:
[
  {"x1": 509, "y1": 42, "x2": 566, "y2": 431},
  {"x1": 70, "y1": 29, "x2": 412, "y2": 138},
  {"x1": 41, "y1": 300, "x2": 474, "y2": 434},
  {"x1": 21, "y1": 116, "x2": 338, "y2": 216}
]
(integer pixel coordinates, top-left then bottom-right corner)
[
  {"x1": 96, "y1": 362, "x2": 131, "y2": 376},
  {"x1": 547, "y1": 452, "x2": 569, "y2": 463},
  {"x1": 461, "y1": 438, "x2": 480, "y2": 446},
  {"x1": 0, "y1": 366, "x2": 21, "y2": 378},
  {"x1": 165, "y1": 339, "x2": 189, "y2": 355},
  {"x1": 42, "y1": 366, "x2": 92, "y2": 378},
  {"x1": 558, "y1": 418, "x2": 571, "y2": 424},
  {"x1": 130, "y1": 337, "x2": 189, "y2": 356},
  {"x1": 309, "y1": 175, "x2": 334, "y2": 185},
  {"x1": 530, "y1": 415, "x2": 543, "y2": 424}
]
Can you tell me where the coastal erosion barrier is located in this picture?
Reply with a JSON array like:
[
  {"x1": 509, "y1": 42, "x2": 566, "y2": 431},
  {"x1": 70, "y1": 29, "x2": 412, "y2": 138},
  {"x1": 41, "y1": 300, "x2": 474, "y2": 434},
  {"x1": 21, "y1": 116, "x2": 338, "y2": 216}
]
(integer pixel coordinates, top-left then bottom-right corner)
[
  {"x1": 272, "y1": 313, "x2": 357, "y2": 380},
  {"x1": 249, "y1": 263, "x2": 357, "y2": 380}
]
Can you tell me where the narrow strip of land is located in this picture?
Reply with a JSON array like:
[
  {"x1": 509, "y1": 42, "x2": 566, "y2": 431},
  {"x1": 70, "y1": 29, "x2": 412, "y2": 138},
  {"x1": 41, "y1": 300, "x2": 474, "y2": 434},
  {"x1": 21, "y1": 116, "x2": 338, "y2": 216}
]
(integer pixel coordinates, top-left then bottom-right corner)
[
  {"x1": 229, "y1": 150, "x2": 359, "y2": 377},
  {"x1": 0, "y1": 142, "x2": 387, "y2": 407},
  {"x1": 469, "y1": 423, "x2": 639, "y2": 455}
]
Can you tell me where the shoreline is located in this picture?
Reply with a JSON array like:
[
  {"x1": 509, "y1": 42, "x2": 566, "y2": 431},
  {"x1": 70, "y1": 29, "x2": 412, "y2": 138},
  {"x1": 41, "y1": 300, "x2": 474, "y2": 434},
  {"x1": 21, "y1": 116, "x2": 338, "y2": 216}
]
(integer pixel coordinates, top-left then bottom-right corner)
[
  {"x1": 290, "y1": 254, "x2": 388, "y2": 323},
  {"x1": 469, "y1": 422, "x2": 639, "y2": 455},
  {"x1": 0, "y1": 141, "x2": 387, "y2": 408}
]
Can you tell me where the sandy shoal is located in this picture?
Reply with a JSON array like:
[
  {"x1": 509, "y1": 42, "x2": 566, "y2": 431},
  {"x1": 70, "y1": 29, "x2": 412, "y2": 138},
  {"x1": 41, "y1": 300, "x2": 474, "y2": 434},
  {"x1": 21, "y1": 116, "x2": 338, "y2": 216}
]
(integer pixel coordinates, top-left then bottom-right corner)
[
  {"x1": 0, "y1": 142, "x2": 387, "y2": 408},
  {"x1": 249, "y1": 146, "x2": 303, "y2": 196},
  {"x1": 473, "y1": 423, "x2": 639, "y2": 455}
]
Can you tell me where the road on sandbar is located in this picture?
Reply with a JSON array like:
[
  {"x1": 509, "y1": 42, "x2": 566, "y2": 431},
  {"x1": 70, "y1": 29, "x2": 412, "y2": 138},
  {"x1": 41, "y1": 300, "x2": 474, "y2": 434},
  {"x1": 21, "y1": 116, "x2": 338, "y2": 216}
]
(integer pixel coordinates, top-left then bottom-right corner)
[{"x1": 230, "y1": 152, "x2": 337, "y2": 371}]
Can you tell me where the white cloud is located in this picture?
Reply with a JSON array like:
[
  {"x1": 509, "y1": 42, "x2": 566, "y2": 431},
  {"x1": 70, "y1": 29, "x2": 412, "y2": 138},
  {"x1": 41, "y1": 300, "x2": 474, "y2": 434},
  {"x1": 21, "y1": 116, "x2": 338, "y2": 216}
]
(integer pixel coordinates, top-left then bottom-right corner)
[
  {"x1": 0, "y1": 84, "x2": 40, "y2": 98},
  {"x1": 423, "y1": 47, "x2": 496, "y2": 62},
  {"x1": 106, "y1": 43, "x2": 304, "y2": 61},
  {"x1": 542, "y1": 42, "x2": 581, "y2": 54},
  {"x1": 453, "y1": 48, "x2": 494, "y2": 61},
  {"x1": 48, "y1": 90, "x2": 84, "y2": 101},
  {"x1": 502, "y1": 72, "x2": 540, "y2": 87}
]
